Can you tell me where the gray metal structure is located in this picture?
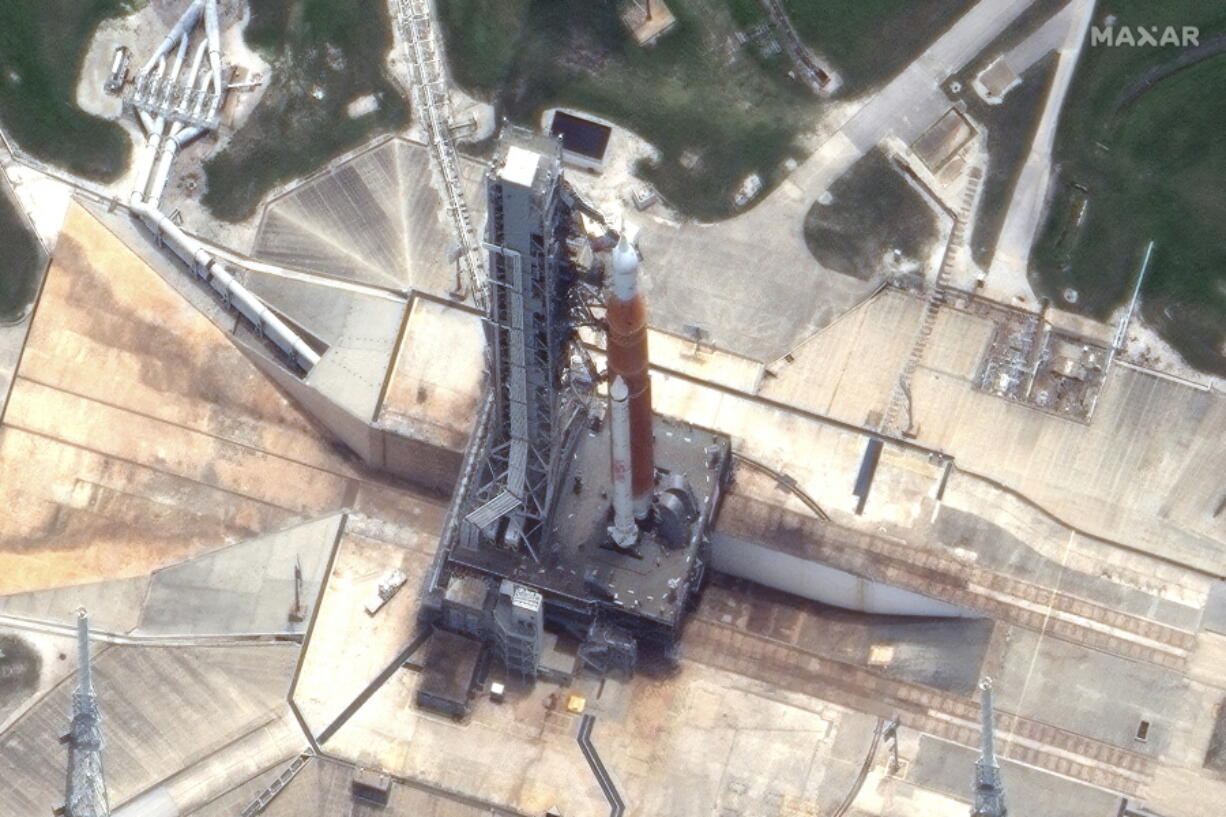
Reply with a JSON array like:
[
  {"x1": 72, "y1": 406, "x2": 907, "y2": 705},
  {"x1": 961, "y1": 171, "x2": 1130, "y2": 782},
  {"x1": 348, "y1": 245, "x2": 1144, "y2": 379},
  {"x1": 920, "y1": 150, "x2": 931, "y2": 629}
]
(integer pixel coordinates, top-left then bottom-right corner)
[
  {"x1": 63, "y1": 609, "x2": 109, "y2": 817},
  {"x1": 126, "y1": 0, "x2": 224, "y2": 130},
  {"x1": 492, "y1": 581, "x2": 544, "y2": 680},
  {"x1": 973, "y1": 678, "x2": 1007, "y2": 817},
  {"x1": 420, "y1": 133, "x2": 730, "y2": 709},
  {"x1": 461, "y1": 139, "x2": 581, "y2": 561}
]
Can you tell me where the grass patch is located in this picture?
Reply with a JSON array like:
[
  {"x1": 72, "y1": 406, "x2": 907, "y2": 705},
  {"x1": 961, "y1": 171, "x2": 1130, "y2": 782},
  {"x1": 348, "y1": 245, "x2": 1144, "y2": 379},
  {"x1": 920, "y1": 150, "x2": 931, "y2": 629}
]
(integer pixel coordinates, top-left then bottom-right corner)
[
  {"x1": 0, "y1": 180, "x2": 47, "y2": 323},
  {"x1": 1030, "y1": 2, "x2": 1226, "y2": 374},
  {"x1": 438, "y1": 0, "x2": 814, "y2": 219},
  {"x1": 802, "y1": 149, "x2": 938, "y2": 281},
  {"x1": 202, "y1": 0, "x2": 408, "y2": 222},
  {"x1": 0, "y1": 0, "x2": 136, "y2": 180},
  {"x1": 780, "y1": 0, "x2": 977, "y2": 97}
]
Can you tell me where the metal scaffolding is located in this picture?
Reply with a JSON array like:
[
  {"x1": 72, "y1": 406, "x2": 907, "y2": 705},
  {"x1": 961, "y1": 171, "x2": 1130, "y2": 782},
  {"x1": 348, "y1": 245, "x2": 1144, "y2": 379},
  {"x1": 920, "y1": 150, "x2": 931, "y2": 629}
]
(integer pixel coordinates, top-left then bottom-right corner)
[
  {"x1": 459, "y1": 140, "x2": 580, "y2": 561},
  {"x1": 63, "y1": 609, "x2": 109, "y2": 817},
  {"x1": 394, "y1": 0, "x2": 488, "y2": 310},
  {"x1": 972, "y1": 677, "x2": 1007, "y2": 817}
]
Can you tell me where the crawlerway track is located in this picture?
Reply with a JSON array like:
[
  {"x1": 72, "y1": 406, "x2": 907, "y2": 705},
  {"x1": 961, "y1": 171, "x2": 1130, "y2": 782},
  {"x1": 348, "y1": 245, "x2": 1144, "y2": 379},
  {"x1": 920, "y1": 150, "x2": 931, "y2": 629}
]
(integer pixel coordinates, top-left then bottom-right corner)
[
  {"x1": 719, "y1": 493, "x2": 1199, "y2": 673},
  {"x1": 684, "y1": 613, "x2": 1154, "y2": 796}
]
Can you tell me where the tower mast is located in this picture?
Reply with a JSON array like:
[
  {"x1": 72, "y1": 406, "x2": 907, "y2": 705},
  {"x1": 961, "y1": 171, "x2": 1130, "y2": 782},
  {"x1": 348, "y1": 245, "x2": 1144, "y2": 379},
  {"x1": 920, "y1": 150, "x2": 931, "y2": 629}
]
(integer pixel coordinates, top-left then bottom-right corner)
[
  {"x1": 972, "y1": 677, "x2": 1007, "y2": 817},
  {"x1": 64, "y1": 609, "x2": 109, "y2": 817}
]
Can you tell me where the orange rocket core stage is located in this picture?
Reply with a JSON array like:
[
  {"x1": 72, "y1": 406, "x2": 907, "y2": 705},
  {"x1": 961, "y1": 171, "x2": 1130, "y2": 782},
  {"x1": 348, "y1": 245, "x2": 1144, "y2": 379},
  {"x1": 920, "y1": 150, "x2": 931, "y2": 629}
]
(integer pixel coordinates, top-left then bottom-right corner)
[{"x1": 606, "y1": 288, "x2": 654, "y2": 512}]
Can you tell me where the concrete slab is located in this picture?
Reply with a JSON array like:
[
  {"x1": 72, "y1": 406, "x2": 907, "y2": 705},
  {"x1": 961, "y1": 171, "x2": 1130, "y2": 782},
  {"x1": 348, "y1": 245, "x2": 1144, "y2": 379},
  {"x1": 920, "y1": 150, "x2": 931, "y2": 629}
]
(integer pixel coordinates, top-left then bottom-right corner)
[
  {"x1": 760, "y1": 288, "x2": 924, "y2": 426},
  {"x1": 303, "y1": 292, "x2": 406, "y2": 421},
  {"x1": 0, "y1": 576, "x2": 150, "y2": 634},
  {"x1": 1203, "y1": 581, "x2": 1226, "y2": 635},
  {"x1": 637, "y1": 204, "x2": 873, "y2": 362},
  {"x1": 137, "y1": 514, "x2": 343, "y2": 636},
  {"x1": 910, "y1": 735, "x2": 1121, "y2": 817},
  {"x1": 0, "y1": 203, "x2": 361, "y2": 595},
  {"x1": 246, "y1": 755, "x2": 517, "y2": 817},
  {"x1": 0, "y1": 644, "x2": 298, "y2": 816},
  {"x1": 377, "y1": 296, "x2": 485, "y2": 450},
  {"x1": 252, "y1": 139, "x2": 478, "y2": 296},
  {"x1": 993, "y1": 627, "x2": 1183, "y2": 757},
  {"x1": 292, "y1": 512, "x2": 442, "y2": 739}
]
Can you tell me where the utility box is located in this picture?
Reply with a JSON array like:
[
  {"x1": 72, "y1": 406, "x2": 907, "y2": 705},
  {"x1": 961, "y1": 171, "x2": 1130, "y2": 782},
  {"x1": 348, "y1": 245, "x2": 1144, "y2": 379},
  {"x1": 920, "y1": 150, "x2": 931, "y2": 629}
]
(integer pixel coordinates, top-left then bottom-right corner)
[{"x1": 352, "y1": 768, "x2": 392, "y2": 807}]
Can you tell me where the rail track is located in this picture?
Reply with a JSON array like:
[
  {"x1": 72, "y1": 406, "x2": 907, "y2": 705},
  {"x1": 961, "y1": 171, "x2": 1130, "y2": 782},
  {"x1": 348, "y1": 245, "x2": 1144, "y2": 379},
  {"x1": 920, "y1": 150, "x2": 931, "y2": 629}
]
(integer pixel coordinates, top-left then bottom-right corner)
[
  {"x1": 722, "y1": 490, "x2": 1198, "y2": 673},
  {"x1": 684, "y1": 615, "x2": 1155, "y2": 796},
  {"x1": 838, "y1": 523, "x2": 1197, "y2": 671}
]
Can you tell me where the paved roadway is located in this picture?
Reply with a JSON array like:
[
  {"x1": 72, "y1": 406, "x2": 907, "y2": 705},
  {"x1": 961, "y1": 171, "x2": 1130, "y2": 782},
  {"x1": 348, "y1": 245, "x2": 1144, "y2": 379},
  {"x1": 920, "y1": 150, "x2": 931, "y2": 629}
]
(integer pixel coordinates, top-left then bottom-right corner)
[
  {"x1": 640, "y1": 0, "x2": 1051, "y2": 362},
  {"x1": 987, "y1": 0, "x2": 1095, "y2": 304},
  {"x1": 788, "y1": 0, "x2": 1049, "y2": 197}
]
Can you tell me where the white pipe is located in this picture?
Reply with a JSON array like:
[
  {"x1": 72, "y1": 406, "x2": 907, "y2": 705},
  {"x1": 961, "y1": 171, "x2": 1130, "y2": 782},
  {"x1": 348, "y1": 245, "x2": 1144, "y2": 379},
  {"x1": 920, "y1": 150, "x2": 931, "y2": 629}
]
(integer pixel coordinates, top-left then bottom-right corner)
[
  {"x1": 162, "y1": 32, "x2": 190, "y2": 109},
  {"x1": 148, "y1": 141, "x2": 178, "y2": 207},
  {"x1": 205, "y1": 0, "x2": 223, "y2": 93},
  {"x1": 167, "y1": 28, "x2": 190, "y2": 87},
  {"x1": 129, "y1": 200, "x2": 322, "y2": 371},
  {"x1": 194, "y1": 61, "x2": 216, "y2": 118},
  {"x1": 608, "y1": 377, "x2": 639, "y2": 549},
  {"x1": 132, "y1": 128, "x2": 165, "y2": 205},
  {"x1": 207, "y1": 69, "x2": 224, "y2": 121},
  {"x1": 185, "y1": 39, "x2": 210, "y2": 117},
  {"x1": 137, "y1": 110, "x2": 155, "y2": 136},
  {"x1": 187, "y1": 39, "x2": 208, "y2": 91},
  {"x1": 140, "y1": 0, "x2": 204, "y2": 74},
  {"x1": 148, "y1": 126, "x2": 203, "y2": 207}
]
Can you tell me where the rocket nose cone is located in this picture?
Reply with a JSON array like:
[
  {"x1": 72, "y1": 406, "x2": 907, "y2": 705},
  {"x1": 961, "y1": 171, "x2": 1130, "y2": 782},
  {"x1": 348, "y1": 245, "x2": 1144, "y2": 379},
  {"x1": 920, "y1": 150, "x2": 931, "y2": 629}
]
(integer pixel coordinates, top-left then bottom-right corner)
[{"x1": 611, "y1": 234, "x2": 640, "y2": 278}]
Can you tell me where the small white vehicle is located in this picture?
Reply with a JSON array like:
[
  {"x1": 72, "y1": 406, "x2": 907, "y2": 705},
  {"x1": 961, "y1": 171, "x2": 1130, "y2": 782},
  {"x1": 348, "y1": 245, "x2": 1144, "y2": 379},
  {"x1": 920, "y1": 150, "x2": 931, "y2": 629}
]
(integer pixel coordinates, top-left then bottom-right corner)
[{"x1": 365, "y1": 569, "x2": 408, "y2": 616}]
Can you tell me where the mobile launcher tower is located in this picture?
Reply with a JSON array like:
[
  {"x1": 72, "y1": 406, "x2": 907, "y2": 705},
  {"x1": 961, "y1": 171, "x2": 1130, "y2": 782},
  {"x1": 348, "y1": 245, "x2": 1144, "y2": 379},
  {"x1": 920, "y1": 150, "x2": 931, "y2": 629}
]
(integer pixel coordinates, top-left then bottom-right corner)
[{"x1": 420, "y1": 133, "x2": 730, "y2": 706}]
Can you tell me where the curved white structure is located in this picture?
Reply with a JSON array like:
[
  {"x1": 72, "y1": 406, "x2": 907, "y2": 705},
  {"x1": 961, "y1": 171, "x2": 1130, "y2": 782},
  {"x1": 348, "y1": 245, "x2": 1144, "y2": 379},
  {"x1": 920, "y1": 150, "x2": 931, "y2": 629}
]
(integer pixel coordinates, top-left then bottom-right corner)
[{"x1": 124, "y1": 0, "x2": 322, "y2": 373}]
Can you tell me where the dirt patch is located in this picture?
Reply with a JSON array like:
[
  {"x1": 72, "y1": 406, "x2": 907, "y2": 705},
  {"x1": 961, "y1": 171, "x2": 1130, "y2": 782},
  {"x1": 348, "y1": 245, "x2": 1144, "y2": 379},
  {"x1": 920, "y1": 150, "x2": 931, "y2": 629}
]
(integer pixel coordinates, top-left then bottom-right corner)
[
  {"x1": 803, "y1": 148, "x2": 939, "y2": 280},
  {"x1": 0, "y1": 635, "x2": 42, "y2": 720}
]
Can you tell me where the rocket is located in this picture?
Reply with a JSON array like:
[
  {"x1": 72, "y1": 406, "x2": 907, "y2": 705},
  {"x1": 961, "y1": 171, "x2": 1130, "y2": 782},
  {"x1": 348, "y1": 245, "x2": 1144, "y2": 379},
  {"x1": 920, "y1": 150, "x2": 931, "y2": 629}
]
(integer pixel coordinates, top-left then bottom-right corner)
[
  {"x1": 606, "y1": 231, "x2": 654, "y2": 519},
  {"x1": 608, "y1": 377, "x2": 639, "y2": 549}
]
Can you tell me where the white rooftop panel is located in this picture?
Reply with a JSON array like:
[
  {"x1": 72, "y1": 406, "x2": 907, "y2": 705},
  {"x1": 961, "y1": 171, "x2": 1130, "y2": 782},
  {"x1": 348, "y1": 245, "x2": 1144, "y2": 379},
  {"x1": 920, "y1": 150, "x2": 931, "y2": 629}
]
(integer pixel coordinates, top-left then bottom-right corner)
[{"x1": 500, "y1": 145, "x2": 541, "y2": 188}]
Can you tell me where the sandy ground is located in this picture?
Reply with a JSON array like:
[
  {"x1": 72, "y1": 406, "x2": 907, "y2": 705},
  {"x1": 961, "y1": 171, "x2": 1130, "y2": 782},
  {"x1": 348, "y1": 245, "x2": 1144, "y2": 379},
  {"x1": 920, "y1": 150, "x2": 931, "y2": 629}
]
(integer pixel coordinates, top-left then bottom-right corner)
[
  {"x1": 1, "y1": 148, "x2": 73, "y2": 253},
  {"x1": 1119, "y1": 315, "x2": 1226, "y2": 393}
]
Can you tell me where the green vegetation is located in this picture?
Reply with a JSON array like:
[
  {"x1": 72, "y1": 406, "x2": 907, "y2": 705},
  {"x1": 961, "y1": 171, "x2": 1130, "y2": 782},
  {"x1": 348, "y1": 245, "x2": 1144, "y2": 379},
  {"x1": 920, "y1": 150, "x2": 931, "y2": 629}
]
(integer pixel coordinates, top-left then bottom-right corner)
[
  {"x1": 781, "y1": 0, "x2": 977, "y2": 96},
  {"x1": 1030, "y1": 2, "x2": 1226, "y2": 374},
  {"x1": 202, "y1": 0, "x2": 408, "y2": 221},
  {"x1": 0, "y1": 180, "x2": 47, "y2": 323},
  {"x1": 0, "y1": 0, "x2": 136, "y2": 180},
  {"x1": 437, "y1": 0, "x2": 815, "y2": 218},
  {"x1": 802, "y1": 149, "x2": 937, "y2": 281}
]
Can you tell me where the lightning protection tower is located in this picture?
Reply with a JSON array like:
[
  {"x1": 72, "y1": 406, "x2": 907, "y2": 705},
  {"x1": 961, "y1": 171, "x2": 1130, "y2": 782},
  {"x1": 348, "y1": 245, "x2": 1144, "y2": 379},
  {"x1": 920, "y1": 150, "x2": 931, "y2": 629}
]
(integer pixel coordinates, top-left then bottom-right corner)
[
  {"x1": 62, "y1": 609, "x2": 109, "y2": 817},
  {"x1": 972, "y1": 677, "x2": 1007, "y2": 817}
]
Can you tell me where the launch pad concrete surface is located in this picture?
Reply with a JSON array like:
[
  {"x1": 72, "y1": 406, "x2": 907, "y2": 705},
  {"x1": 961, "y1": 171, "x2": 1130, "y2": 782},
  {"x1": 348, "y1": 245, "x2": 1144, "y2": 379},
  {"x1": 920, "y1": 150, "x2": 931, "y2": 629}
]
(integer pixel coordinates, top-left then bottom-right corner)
[
  {"x1": 3, "y1": 114, "x2": 1226, "y2": 817},
  {"x1": 0, "y1": 204, "x2": 358, "y2": 594}
]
